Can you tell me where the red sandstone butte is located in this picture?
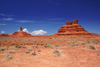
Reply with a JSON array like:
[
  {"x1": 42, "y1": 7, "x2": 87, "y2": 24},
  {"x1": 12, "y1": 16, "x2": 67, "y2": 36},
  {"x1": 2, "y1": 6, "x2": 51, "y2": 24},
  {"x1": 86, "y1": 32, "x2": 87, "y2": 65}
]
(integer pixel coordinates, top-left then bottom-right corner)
[
  {"x1": 10, "y1": 27, "x2": 32, "y2": 37},
  {"x1": 54, "y1": 19, "x2": 100, "y2": 37}
]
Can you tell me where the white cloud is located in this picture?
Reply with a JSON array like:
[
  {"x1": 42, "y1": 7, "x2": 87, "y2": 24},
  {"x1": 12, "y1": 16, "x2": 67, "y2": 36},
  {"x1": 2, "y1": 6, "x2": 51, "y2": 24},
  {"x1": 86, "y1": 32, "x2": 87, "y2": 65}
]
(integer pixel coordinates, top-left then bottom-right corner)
[
  {"x1": 17, "y1": 20, "x2": 35, "y2": 23},
  {"x1": 3, "y1": 18, "x2": 13, "y2": 21},
  {"x1": 23, "y1": 28, "x2": 28, "y2": 32},
  {"x1": 0, "y1": 24, "x2": 6, "y2": 25},
  {"x1": 31, "y1": 30, "x2": 47, "y2": 35},
  {"x1": 1, "y1": 31, "x2": 5, "y2": 33}
]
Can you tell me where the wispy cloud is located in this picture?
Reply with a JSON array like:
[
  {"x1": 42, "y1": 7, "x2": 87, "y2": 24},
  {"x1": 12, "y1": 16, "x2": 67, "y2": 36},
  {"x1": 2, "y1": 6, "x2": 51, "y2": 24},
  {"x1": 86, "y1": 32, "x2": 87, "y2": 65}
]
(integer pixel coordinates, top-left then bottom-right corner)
[
  {"x1": 0, "y1": 24, "x2": 6, "y2": 25},
  {"x1": 2, "y1": 18, "x2": 13, "y2": 21},
  {"x1": 17, "y1": 20, "x2": 35, "y2": 23},
  {"x1": 0, "y1": 13, "x2": 14, "y2": 17},
  {"x1": 48, "y1": 18, "x2": 64, "y2": 20}
]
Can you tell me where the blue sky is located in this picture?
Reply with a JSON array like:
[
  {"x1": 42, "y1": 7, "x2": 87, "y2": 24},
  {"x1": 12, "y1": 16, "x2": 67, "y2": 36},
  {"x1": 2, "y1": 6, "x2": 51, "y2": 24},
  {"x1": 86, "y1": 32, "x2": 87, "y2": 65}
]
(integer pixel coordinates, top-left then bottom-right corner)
[{"x1": 0, "y1": 0, "x2": 100, "y2": 35}]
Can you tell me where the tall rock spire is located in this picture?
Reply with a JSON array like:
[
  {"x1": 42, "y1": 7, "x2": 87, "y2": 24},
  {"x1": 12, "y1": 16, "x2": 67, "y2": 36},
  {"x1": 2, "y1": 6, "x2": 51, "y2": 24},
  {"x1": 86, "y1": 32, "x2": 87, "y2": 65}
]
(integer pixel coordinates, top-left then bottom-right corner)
[{"x1": 20, "y1": 27, "x2": 23, "y2": 31}]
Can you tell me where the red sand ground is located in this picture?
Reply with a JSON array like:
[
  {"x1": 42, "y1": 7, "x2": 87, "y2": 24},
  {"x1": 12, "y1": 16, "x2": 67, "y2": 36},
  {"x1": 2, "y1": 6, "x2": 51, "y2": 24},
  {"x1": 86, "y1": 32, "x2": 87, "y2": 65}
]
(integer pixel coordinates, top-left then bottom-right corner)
[{"x1": 0, "y1": 37, "x2": 100, "y2": 67}]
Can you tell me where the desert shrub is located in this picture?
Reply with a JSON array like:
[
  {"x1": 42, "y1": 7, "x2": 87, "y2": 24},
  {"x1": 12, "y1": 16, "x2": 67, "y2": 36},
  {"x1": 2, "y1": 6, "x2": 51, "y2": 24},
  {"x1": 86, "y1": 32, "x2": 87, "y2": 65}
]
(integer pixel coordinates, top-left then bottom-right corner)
[
  {"x1": 82, "y1": 41, "x2": 86, "y2": 45},
  {"x1": 55, "y1": 44, "x2": 60, "y2": 47},
  {"x1": 25, "y1": 50, "x2": 30, "y2": 54},
  {"x1": 7, "y1": 55, "x2": 13, "y2": 60},
  {"x1": 14, "y1": 47, "x2": 18, "y2": 50},
  {"x1": 15, "y1": 45, "x2": 21, "y2": 48},
  {"x1": 94, "y1": 40, "x2": 99, "y2": 44},
  {"x1": 93, "y1": 39, "x2": 99, "y2": 44},
  {"x1": 87, "y1": 40, "x2": 90, "y2": 43},
  {"x1": 12, "y1": 43, "x2": 15, "y2": 45},
  {"x1": 43, "y1": 43, "x2": 53, "y2": 48},
  {"x1": 41, "y1": 41, "x2": 43, "y2": 43},
  {"x1": 53, "y1": 49, "x2": 61, "y2": 57},
  {"x1": 9, "y1": 50, "x2": 15, "y2": 54},
  {"x1": 70, "y1": 42, "x2": 76, "y2": 47},
  {"x1": 0, "y1": 47, "x2": 6, "y2": 51},
  {"x1": 35, "y1": 41, "x2": 37, "y2": 43},
  {"x1": 6, "y1": 45, "x2": 9, "y2": 50},
  {"x1": 67, "y1": 42, "x2": 71, "y2": 44},
  {"x1": 21, "y1": 45, "x2": 26, "y2": 48},
  {"x1": 9, "y1": 41, "x2": 11, "y2": 44},
  {"x1": 28, "y1": 48, "x2": 32, "y2": 51},
  {"x1": 31, "y1": 45, "x2": 38, "y2": 48},
  {"x1": 87, "y1": 44, "x2": 97, "y2": 50},
  {"x1": 76, "y1": 43, "x2": 78, "y2": 46},
  {"x1": 6, "y1": 53, "x2": 10, "y2": 58},
  {"x1": 38, "y1": 49, "x2": 41, "y2": 52},
  {"x1": 6, "y1": 53, "x2": 13, "y2": 60},
  {"x1": 31, "y1": 51, "x2": 36, "y2": 56},
  {"x1": 97, "y1": 54, "x2": 100, "y2": 56}
]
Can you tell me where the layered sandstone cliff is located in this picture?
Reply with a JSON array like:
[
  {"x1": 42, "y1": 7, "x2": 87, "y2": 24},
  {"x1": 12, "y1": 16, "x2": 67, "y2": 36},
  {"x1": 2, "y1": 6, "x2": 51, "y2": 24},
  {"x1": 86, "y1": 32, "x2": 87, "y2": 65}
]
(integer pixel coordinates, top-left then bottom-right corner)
[
  {"x1": 11, "y1": 27, "x2": 32, "y2": 37},
  {"x1": 54, "y1": 19, "x2": 99, "y2": 37}
]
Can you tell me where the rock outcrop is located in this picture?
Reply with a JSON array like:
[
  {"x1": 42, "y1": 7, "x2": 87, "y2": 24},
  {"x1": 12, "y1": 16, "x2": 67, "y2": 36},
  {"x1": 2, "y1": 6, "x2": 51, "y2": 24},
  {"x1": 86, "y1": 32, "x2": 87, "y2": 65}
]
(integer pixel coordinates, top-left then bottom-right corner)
[
  {"x1": 10, "y1": 27, "x2": 32, "y2": 37},
  {"x1": 54, "y1": 19, "x2": 99, "y2": 37}
]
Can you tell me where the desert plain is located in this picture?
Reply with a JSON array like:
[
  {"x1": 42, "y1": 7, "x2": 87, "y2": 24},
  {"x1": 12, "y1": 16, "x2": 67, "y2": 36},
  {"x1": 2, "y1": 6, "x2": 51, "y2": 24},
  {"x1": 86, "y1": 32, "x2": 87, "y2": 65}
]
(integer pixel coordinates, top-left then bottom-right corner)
[{"x1": 0, "y1": 36, "x2": 100, "y2": 67}]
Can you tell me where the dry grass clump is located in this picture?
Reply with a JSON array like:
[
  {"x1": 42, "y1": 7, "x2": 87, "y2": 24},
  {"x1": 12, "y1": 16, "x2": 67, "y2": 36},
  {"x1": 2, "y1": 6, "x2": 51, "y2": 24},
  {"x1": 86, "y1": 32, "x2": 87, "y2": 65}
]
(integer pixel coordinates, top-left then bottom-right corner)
[
  {"x1": 25, "y1": 48, "x2": 32, "y2": 54},
  {"x1": 87, "y1": 44, "x2": 97, "y2": 50},
  {"x1": 70, "y1": 42, "x2": 76, "y2": 47},
  {"x1": 38, "y1": 49, "x2": 41, "y2": 52},
  {"x1": 0, "y1": 47, "x2": 6, "y2": 51},
  {"x1": 31, "y1": 51, "x2": 36, "y2": 56},
  {"x1": 43, "y1": 43, "x2": 53, "y2": 48},
  {"x1": 28, "y1": 48, "x2": 32, "y2": 51},
  {"x1": 9, "y1": 50, "x2": 15, "y2": 54},
  {"x1": 31, "y1": 45, "x2": 38, "y2": 48},
  {"x1": 53, "y1": 49, "x2": 61, "y2": 57},
  {"x1": 6, "y1": 53, "x2": 13, "y2": 60},
  {"x1": 25, "y1": 50, "x2": 31, "y2": 54},
  {"x1": 15, "y1": 45, "x2": 21, "y2": 48},
  {"x1": 82, "y1": 41, "x2": 86, "y2": 45},
  {"x1": 21, "y1": 45, "x2": 27, "y2": 48},
  {"x1": 55, "y1": 44, "x2": 60, "y2": 47},
  {"x1": 14, "y1": 47, "x2": 18, "y2": 50}
]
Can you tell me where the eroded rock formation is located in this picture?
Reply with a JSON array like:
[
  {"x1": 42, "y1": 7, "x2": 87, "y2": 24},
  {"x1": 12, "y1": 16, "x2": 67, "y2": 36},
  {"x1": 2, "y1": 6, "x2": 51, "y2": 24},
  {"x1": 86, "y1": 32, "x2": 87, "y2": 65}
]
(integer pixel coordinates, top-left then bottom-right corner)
[
  {"x1": 54, "y1": 19, "x2": 99, "y2": 37},
  {"x1": 10, "y1": 27, "x2": 32, "y2": 37}
]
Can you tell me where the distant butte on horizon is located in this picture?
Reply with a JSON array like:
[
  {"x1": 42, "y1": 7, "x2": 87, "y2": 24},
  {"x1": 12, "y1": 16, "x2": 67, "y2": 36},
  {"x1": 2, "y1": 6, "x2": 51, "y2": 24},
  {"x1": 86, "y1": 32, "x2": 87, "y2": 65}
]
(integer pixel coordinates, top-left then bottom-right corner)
[
  {"x1": 1, "y1": 19, "x2": 100, "y2": 37},
  {"x1": 54, "y1": 19, "x2": 100, "y2": 37}
]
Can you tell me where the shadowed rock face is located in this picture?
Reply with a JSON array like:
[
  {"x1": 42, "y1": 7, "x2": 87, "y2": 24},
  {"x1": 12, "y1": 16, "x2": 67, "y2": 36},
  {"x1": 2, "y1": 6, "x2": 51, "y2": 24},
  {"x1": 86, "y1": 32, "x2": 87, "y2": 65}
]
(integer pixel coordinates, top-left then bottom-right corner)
[
  {"x1": 10, "y1": 27, "x2": 32, "y2": 37},
  {"x1": 54, "y1": 19, "x2": 99, "y2": 37}
]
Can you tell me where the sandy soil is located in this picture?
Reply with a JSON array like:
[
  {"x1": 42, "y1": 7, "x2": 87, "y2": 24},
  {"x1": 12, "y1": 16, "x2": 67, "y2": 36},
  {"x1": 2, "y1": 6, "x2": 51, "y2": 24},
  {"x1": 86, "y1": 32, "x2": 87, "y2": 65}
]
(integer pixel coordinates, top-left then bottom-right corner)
[{"x1": 0, "y1": 37, "x2": 100, "y2": 67}]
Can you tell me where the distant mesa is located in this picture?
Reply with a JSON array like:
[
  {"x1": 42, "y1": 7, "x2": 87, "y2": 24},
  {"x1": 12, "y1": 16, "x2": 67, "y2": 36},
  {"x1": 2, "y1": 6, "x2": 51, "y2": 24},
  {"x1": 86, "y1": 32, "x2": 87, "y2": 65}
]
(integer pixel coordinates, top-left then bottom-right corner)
[
  {"x1": 54, "y1": 19, "x2": 99, "y2": 37},
  {"x1": 10, "y1": 26, "x2": 32, "y2": 37},
  {"x1": 0, "y1": 33, "x2": 10, "y2": 37}
]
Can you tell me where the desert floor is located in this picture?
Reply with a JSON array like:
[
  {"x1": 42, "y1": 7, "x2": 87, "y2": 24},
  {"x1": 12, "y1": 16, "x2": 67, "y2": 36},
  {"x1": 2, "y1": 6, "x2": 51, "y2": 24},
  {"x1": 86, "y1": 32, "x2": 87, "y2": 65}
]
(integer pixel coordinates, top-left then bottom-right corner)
[{"x1": 0, "y1": 37, "x2": 100, "y2": 67}]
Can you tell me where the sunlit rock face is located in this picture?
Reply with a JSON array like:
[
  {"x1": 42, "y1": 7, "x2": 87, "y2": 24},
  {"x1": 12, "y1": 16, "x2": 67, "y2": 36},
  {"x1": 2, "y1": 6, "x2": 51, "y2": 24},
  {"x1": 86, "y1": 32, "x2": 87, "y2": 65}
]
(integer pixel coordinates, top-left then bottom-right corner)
[
  {"x1": 10, "y1": 27, "x2": 32, "y2": 37},
  {"x1": 54, "y1": 19, "x2": 99, "y2": 37}
]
